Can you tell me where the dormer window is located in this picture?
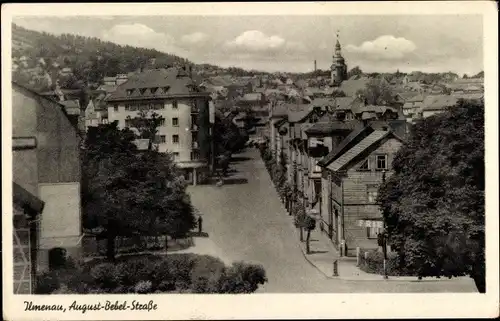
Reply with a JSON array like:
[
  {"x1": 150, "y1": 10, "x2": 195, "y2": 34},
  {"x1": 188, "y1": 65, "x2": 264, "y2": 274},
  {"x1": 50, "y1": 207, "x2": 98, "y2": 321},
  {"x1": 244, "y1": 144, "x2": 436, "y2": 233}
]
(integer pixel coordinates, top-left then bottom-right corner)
[
  {"x1": 126, "y1": 89, "x2": 133, "y2": 96},
  {"x1": 151, "y1": 87, "x2": 158, "y2": 94},
  {"x1": 163, "y1": 86, "x2": 170, "y2": 94},
  {"x1": 139, "y1": 88, "x2": 146, "y2": 95}
]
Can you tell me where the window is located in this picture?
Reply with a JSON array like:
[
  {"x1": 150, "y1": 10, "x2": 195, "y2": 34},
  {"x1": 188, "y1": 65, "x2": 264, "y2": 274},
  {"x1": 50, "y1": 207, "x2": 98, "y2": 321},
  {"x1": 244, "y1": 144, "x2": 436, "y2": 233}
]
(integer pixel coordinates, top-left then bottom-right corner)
[
  {"x1": 172, "y1": 100, "x2": 178, "y2": 109},
  {"x1": 158, "y1": 119, "x2": 166, "y2": 126},
  {"x1": 139, "y1": 88, "x2": 146, "y2": 95},
  {"x1": 172, "y1": 135, "x2": 179, "y2": 144},
  {"x1": 126, "y1": 89, "x2": 133, "y2": 96},
  {"x1": 155, "y1": 135, "x2": 166, "y2": 143},
  {"x1": 376, "y1": 155, "x2": 388, "y2": 170},
  {"x1": 358, "y1": 159, "x2": 370, "y2": 171},
  {"x1": 113, "y1": 104, "x2": 118, "y2": 111},
  {"x1": 151, "y1": 87, "x2": 158, "y2": 94},
  {"x1": 367, "y1": 226, "x2": 383, "y2": 239},
  {"x1": 172, "y1": 117, "x2": 179, "y2": 127},
  {"x1": 172, "y1": 152, "x2": 179, "y2": 160},
  {"x1": 367, "y1": 185, "x2": 379, "y2": 203},
  {"x1": 125, "y1": 104, "x2": 131, "y2": 111},
  {"x1": 191, "y1": 151, "x2": 200, "y2": 160}
]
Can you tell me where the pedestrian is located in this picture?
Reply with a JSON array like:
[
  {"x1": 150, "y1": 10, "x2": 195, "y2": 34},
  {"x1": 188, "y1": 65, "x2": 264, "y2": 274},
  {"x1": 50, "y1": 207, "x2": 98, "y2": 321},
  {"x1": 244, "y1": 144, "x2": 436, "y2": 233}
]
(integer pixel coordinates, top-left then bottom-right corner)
[{"x1": 197, "y1": 216, "x2": 203, "y2": 234}]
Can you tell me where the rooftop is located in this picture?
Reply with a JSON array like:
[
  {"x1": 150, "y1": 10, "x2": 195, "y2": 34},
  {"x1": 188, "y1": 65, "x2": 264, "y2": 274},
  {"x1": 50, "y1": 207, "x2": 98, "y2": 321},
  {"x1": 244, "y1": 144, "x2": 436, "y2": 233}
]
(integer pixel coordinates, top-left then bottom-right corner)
[
  {"x1": 326, "y1": 130, "x2": 392, "y2": 172},
  {"x1": 106, "y1": 68, "x2": 208, "y2": 101},
  {"x1": 421, "y1": 95, "x2": 459, "y2": 111}
]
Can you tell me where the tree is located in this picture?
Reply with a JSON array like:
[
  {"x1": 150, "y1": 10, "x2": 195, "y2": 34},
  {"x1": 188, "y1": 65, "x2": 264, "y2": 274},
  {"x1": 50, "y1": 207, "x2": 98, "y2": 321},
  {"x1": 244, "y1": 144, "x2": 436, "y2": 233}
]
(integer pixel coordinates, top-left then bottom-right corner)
[
  {"x1": 293, "y1": 204, "x2": 307, "y2": 242},
  {"x1": 377, "y1": 100, "x2": 485, "y2": 292},
  {"x1": 126, "y1": 110, "x2": 165, "y2": 151},
  {"x1": 82, "y1": 122, "x2": 195, "y2": 261},
  {"x1": 347, "y1": 66, "x2": 363, "y2": 79},
  {"x1": 305, "y1": 216, "x2": 316, "y2": 254},
  {"x1": 356, "y1": 78, "x2": 395, "y2": 105}
]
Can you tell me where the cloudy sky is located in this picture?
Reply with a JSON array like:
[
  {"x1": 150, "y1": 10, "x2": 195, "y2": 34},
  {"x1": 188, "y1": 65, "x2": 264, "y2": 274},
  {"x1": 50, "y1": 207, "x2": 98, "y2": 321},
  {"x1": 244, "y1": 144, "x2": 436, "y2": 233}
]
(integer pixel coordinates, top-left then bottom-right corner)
[{"x1": 13, "y1": 15, "x2": 483, "y2": 75}]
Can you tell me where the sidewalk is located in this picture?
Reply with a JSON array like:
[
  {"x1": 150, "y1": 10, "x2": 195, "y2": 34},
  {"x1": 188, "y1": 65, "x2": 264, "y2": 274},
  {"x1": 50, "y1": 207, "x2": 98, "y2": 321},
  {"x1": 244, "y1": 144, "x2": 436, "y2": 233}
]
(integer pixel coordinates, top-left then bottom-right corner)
[
  {"x1": 292, "y1": 223, "x2": 475, "y2": 283},
  {"x1": 293, "y1": 226, "x2": 419, "y2": 281}
]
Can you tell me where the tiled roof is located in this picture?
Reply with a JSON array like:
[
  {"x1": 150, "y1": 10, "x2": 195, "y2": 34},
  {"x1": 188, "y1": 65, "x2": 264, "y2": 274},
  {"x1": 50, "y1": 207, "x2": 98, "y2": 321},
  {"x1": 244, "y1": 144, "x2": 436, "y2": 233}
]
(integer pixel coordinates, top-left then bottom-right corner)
[
  {"x1": 97, "y1": 84, "x2": 118, "y2": 93},
  {"x1": 354, "y1": 105, "x2": 398, "y2": 115},
  {"x1": 333, "y1": 97, "x2": 356, "y2": 110},
  {"x1": 396, "y1": 92, "x2": 420, "y2": 101},
  {"x1": 305, "y1": 116, "x2": 359, "y2": 136},
  {"x1": 241, "y1": 93, "x2": 263, "y2": 101},
  {"x1": 405, "y1": 93, "x2": 426, "y2": 102},
  {"x1": 454, "y1": 78, "x2": 484, "y2": 84},
  {"x1": 310, "y1": 97, "x2": 336, "y2": 109},
  {"x1": 451, "y1": 93, "x2": 484, "y2": 100},
  {"x1": 107, "y1": 68, "x2": 207, "y2": 101},
  {"x1": 287, "y1": 104, "x2": 313, "y2": 123},
  {"x1": 270, "y1": 103, "x2": 288, "y2": 117},
  {"x1": 317, "y1": 124, "x2": 370, "y2": 167},
  {"x1": 421, "y1": 95, "x2": 459, "y2": 111},
  {"x1": 60, "y1": 100, "x2": 81, "y2": 115},
  {"x1": 327, "y1": 130, "x2": 390, "y2": 172}
]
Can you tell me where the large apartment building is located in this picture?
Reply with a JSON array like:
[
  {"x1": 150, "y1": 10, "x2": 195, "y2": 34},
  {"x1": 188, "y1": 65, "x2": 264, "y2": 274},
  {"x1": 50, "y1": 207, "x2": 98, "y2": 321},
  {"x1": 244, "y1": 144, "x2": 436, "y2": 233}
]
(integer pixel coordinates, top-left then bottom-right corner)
[{"x1": 105, "y1": 67, "x2": 213, "y2": 185}]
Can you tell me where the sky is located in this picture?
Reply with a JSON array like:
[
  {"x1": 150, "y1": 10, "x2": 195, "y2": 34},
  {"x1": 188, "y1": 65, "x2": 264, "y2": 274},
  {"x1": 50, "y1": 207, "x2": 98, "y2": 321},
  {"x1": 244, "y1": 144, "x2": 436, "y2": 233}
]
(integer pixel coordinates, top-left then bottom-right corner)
[{"x1": 13, "y1": 15, "x2": 484, "y2": 75}]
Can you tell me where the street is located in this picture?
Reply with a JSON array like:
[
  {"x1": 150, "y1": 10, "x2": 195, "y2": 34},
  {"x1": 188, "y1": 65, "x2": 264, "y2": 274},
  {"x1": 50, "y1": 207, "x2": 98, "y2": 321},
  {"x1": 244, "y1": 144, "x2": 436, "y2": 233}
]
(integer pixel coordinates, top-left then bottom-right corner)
[{"x1": 187, "y1": 148, "x2": 477, "y2": 293}]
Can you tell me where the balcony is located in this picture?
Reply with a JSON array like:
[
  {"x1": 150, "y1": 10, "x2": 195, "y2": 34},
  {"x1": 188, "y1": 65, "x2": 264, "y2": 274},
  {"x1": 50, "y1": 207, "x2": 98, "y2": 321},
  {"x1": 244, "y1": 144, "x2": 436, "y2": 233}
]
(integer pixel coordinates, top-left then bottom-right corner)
[
  {"x1": 190, "y1": 124, "x2": 199, "y2": 131},
  {"x1": 192, "y1": 141, "x2": 199, "y2": 149}
]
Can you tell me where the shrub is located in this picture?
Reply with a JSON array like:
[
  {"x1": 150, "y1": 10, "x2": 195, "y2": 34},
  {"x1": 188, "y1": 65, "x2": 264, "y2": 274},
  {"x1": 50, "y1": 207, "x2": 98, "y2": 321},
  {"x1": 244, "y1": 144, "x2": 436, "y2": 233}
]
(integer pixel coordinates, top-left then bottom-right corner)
[
  {"x1": 216, "y1": 262, "x2": 267, "y2": 293},
  {"x1": 114, "y1": 257, "x2": 154, "y2": 288},
  {"x1": 189, "y1": 255, "x2": 226, "y2": 293},
  {"x1": 89, "y1": 263, "x2": 119, "y2": 291},
  {"x1": 35, "y1": 271, "x2": 61, "y2": 294},
  {"x1": 358, "y1": 250, "x2": 413, "y2": 276},
  {"x1": 40, "y1": 253, "x2": 268, "y2": 294},
  {"x1": 134, "y1": 280, "x2": 153, "y2": 294}
]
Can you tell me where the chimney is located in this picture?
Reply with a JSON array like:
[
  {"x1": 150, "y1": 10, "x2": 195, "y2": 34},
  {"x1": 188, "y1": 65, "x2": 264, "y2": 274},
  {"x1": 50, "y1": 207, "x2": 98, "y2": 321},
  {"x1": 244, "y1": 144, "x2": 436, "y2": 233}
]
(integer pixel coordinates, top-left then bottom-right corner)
[{"x1": 314, "y1": 60, "x2": 317, "y2": 72}]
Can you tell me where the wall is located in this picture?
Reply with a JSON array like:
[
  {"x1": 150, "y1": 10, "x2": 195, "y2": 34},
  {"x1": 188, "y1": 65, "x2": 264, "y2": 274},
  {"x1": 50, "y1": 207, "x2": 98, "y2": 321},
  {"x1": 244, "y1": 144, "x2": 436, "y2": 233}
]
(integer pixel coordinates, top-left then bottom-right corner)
[
  {"x1": 108, "y1": 97, "x2": 209, "y2": 165},
  {"x1": 332, "y1": 137, "x2": 402, "y2": 253},
  {"x1": 12, "y1": 88, "x2": 39, "y2": 196},
  {"x1": 13, "y1": 86, "x2": 83, "y2": 271}
]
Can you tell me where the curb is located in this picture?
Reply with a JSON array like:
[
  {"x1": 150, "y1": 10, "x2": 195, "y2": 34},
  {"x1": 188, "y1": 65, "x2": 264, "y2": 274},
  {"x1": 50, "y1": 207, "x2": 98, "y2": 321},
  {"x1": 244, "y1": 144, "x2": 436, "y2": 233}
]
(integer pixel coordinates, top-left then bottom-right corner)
[{"x1": 258, "y1": 153, "x2": 433, "y2": 282}]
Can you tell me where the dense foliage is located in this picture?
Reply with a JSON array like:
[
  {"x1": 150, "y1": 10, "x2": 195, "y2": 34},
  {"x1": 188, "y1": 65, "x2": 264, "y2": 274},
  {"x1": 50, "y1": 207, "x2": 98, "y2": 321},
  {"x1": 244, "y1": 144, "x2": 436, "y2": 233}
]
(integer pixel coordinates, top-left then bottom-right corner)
[
  {"x1": 358, "y1": 250, "x2": 413, "y2": 276},
  {"x1": 36, "y1": 254, "x2": 267, "y2": 294},
  {"x1": 377, "y1": 100, "x2": 485, "y2": 292},
  {"x1": 82, "y1": 122, "x2": 195, "y2": 261},
  {"x1": 356, "y1": 78, "x2": 395, "y2": 105},
  {"x1": 12, "y1": 24, "x2": 190, "y2": 91},
  {"x1": 213, "y1": 114, "x2": 249, "y2": 157}
]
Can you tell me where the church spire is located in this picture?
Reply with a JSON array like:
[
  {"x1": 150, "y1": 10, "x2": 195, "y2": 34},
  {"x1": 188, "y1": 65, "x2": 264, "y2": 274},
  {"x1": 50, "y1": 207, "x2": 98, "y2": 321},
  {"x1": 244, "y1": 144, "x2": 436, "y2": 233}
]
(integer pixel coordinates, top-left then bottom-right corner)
[{"x1": 334, "y1": 30, "x2": 342, "y2": 57}]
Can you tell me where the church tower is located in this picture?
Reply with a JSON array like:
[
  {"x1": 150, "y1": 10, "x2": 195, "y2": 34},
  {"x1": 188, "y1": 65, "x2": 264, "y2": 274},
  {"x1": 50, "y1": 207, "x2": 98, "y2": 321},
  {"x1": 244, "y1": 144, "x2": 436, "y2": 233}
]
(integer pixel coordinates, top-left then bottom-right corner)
[{"x1": 330, "y1": 32, "x2": 348, "y2": 86}]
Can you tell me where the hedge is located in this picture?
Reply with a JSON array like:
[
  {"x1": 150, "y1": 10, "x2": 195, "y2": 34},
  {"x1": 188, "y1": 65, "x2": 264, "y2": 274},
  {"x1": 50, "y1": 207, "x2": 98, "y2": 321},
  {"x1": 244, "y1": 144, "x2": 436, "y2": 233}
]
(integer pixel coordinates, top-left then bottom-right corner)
[
  {"x1": 357, "y1": 250, "x2": 414, "y2": 276},
  {"x1": 36, "y1": 253, "x2": 267, "y2": 294}
]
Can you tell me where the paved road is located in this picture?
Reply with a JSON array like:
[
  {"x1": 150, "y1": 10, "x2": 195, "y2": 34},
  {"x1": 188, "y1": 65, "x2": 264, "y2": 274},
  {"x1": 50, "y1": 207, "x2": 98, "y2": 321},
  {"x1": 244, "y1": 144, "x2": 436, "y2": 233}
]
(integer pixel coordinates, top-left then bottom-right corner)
[{"x1": 187, "y1": 148, "x2": 477, "y2": 293}]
